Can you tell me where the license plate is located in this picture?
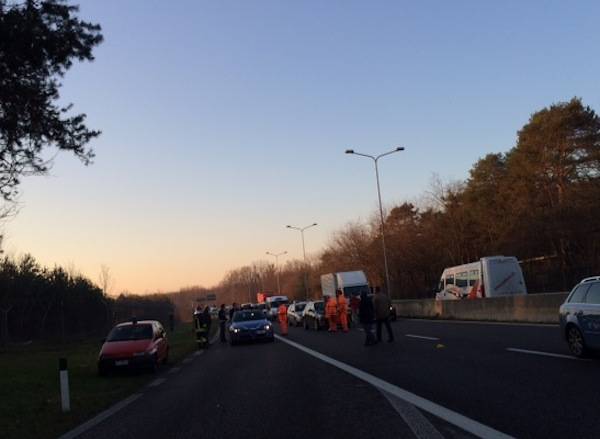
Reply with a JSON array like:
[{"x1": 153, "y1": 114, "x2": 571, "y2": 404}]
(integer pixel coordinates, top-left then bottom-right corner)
[
  {"x1": 256, "y1": 330, "x2": 266, "y2": 335},
  {"x1": 115, "y1": 360, "x2": 129, "y2": 366}
]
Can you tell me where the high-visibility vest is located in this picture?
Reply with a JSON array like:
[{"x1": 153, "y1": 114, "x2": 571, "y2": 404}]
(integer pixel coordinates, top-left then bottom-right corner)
[
  {"x1": 278, "y1": 304, "x2": 287, "y2": 319},
  {"x1": 326, "y1": 299, "x2": 337, "y2": 317}
]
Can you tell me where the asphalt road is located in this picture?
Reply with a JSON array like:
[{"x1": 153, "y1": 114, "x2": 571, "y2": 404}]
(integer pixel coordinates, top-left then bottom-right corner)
[{"x1": 65, "y1": 319, "x2": 600, "y2": 439}]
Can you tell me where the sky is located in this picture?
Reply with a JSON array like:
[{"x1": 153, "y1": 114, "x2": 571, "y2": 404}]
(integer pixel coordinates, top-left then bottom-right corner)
[{"x1": 3, "y1": 0, "x2": 600, "y2": 294}]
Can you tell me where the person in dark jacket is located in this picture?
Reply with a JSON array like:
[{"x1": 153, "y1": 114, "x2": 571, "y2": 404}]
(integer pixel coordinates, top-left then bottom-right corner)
[
  {"x1": 373, "y1": 287, "x2": 394, "y2": 342},
  {"x1": 218, "y1": 304, "x2": 227, "y2": 342},
  {"x1": 229, "y1": 302, "x2": 239, "y2": 320},
  {"x1": 202, "y1": 306, "x2": 212, "y2": 347},
  {"x1": 194, "y1": 306, "x2": 208, "y2": 348},
  {"x1": 359, "y1": 291, "x2": 377, "y2": 346}
]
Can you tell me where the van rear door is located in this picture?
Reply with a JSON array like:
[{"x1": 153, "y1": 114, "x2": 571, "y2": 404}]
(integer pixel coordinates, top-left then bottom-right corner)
[{"x1": 484, "y1": 257, "x2": 527, "y2": 297}]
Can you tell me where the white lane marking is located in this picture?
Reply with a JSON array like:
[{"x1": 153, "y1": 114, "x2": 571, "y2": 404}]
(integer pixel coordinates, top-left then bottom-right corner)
[
  {"x1": 168, "y1": 367, "x2": 181, "y2": 374},
  {"x1": 58, "y1": 393, "x2": 142, "y2": 439},
  {"x1": 275, "y1": 335, "x2": 513, "y2": 439},
  {"x1": 182, "y1": 357, "x2": 193, "y2": 364},
  {"x1": 405, "y1": 334, "x2": 440, "y2": 341},
  {"x1": 506, "y1": 348, "x2": 586, "y2": 360},
  {"x1": 403, "y1": 318, "x2": 559, "y2": 328},
  {"x1": 193, "y1": 350, "x2": 205, "y2": 357},
  {"x1": 380, "y1": 390, "x2": 444, "y2": 439},
  {"x1": 148, "y1": 378, "x2": 166, "y2": 387}
]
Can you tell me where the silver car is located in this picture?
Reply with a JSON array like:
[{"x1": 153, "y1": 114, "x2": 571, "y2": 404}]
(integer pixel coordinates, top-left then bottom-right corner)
[
  {"x1": 287, "y1": 302, "x2": 307, "y2": 327},
  {"x1": 559, "y1": 276, "x2": 600, "y2": 357}
]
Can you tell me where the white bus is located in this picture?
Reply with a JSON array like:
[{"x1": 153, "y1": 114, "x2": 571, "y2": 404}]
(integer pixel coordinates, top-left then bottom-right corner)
[{"x1": 435, "y1": 256, "x2": 527, "y2": 300}]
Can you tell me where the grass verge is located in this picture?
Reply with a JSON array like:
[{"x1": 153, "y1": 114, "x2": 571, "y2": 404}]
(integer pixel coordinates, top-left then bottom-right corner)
[{"x1": 0, "y1": 321, "x2": 207, "y2": 439}]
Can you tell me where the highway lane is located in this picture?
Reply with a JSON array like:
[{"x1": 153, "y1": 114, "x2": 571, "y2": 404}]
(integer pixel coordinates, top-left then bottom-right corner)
[
  {"x1": 284, "y1": 319, "x2": 600, "y2": 438},
  {"x1": 71, "y1": 334, "x2": 429, "y2": 439},
  {"x1": 63, "y1": 318, "x2": 600, "y2": 439}
]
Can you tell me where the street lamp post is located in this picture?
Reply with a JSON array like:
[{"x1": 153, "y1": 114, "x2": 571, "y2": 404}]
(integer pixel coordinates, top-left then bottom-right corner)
[
  {"x1": 286, "y1": 223, "x2": 318, "y2": 300},
  {"x1": 345, "y1": 146, "x2": 405, "y2": 297},
  {"x1": 266, "y1": 251, "x2": 287, "y2": 296}
]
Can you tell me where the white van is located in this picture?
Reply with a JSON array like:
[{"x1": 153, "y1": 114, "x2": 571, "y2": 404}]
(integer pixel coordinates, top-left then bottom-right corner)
[
  {"x1": 321, "y1": 271, "x2": 370, "y2": 300},
  {"x1": 435, "y1": 256, "x2": 527, "y2": 300},
  {"x1": 265, "y1": 295, "x2": 289, "y2": 320}
]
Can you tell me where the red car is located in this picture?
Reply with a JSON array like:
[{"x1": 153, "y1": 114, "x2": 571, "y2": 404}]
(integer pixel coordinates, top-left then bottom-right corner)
[{"x1": 98, "y1": 319, "x2": 169, "y2": 375}]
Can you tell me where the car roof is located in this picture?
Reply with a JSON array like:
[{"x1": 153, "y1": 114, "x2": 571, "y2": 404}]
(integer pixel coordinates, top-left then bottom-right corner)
[
  {"x1": 116, "y1": 320, "x2": 158, "y2": 327},
  {"x1": 233, "y1": 310, "x2": 266, "y2": 318},
  {"x1": 580, "y1": 276, "x2": 600, "y2": 284}
]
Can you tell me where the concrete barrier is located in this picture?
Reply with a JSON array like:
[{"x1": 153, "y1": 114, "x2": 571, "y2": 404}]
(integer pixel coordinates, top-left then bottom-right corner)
[{"x1": 392, "y1": 292, "x2": 569, "y2": 324}]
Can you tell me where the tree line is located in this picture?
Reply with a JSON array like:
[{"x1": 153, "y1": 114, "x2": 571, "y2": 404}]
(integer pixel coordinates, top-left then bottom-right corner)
[
  {"x1": 0, "y1": 254, "x2": 175, "y2": 346},
  {"x1": 215, "y1": 98, "x2": 600, "y2": 302}
]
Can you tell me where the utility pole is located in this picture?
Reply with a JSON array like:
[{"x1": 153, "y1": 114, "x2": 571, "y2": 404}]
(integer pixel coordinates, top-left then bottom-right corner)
[
  {"x1": 286, "y1": 223, "x2": 318, "y2": 300},
  {"x1": 266, "y1": 251, "x2": 287, "y2": 295},
  {"x1": 345, "y1": 146, "x2": 405, "y2": 297}
]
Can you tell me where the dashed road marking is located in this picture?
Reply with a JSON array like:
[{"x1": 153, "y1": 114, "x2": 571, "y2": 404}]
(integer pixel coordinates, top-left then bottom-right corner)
[
  {"x1": 402, "y1": 318, "x2": 559, "y2": 328},
  {"x1": 405, "y1": 334, "x2": 440, "y2": 341},
  {"x1": 58, "y1": 393, "x2": 142, "y2": 439},
  {"x1": 276, "y1": 335, "x2": 514, "y2": 439},
  {"x1": 148, "y1": 378, "x2": 166, "y2": 387},
  {"x1": 168, "y1": 367, "x2": 181, "y2": 374},
  {"x1": 193, "y1": 350, "x2": 205, "y2": 357},
  {"x1": 506, "y1": 348, "x2": 586, "y2": 360}
]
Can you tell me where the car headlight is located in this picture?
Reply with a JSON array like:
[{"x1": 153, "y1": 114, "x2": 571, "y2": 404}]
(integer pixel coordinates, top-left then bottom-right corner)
[
  {"x1": 230, "y1": 327, "x2": 240, "y2": 333},
  {"x1": 264, "y1": 324, "x2": 271, "y2": 330}
]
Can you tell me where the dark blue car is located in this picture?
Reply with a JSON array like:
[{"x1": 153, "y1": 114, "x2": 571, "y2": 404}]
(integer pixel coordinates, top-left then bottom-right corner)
[
  {"x1": 229, "y1": 310, "x2": 274, "y2": 345},
  {"x1": 559, "y1": 276, "x2": 600, "y2": 357}
]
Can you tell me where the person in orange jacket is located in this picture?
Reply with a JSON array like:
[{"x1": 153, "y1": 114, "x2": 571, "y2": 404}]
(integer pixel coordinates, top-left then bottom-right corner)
[
  {"x1": 337, "y1": 290, "x2": 349, "y2": 332},
  {"x1": 278, "y1": 303, "x2": 289, "y2": 336},
  {"x1": 325, "y1": 295, "x2": 338, "y2": 332}
]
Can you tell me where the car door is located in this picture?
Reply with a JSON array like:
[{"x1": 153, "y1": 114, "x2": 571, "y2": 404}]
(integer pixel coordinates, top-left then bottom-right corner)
[
  {"x1": 305, "y1": 303, "x2": 314, "y2": 326},
  {"x1": 581, "y1": 282, "x2": 600, "y2": 349},
  {"x1": 562, "y1": 283, "x2": 590, "y2": 328}
]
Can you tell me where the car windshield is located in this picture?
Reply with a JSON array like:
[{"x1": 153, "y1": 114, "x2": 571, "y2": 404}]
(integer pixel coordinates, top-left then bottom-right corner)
[
  {"x1": 107, "y1": 324, "x2": 153, "y2": 342},
  {"x1": 295, "y1": 303, "x2": 306, "y2": 312},
  {"x1": 314, "y1": 302, "x2": 324, "y2": 312},
  {"x1": 233, "y1": 311, "x2": 265, "y2": 322},
  {"x1": 269, "y1": 300, "x2": 288, "y2": 308},
  {"x1": 344, "y1": 285, "x2": 369, "y2": 296}
]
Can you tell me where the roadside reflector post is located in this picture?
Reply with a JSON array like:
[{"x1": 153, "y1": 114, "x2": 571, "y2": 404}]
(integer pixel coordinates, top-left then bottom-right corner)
[{"x1": 59, "y1": 358, "x2": 70, "y2": 412}]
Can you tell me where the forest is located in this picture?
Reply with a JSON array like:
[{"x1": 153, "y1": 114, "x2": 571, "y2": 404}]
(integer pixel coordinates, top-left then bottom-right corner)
[{"x1": 215, "y1": 98, "x2": 600, "y2": 304}]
